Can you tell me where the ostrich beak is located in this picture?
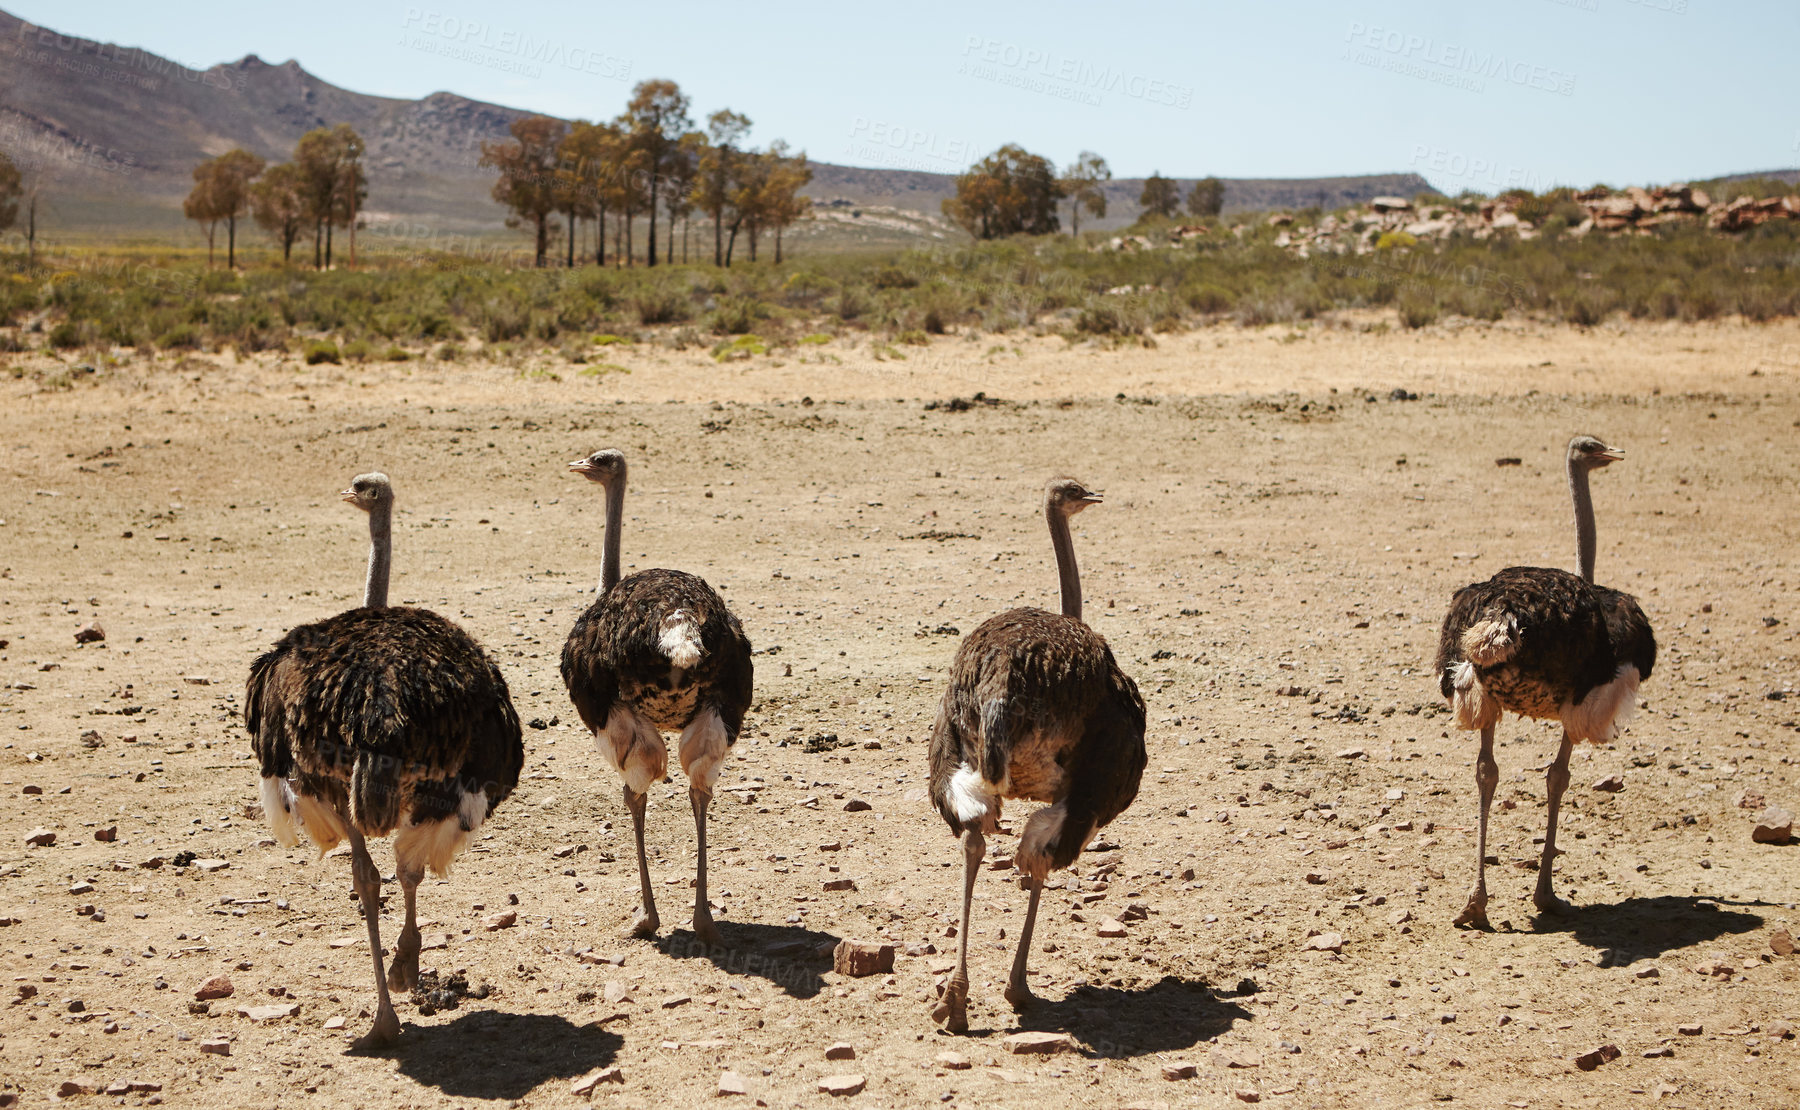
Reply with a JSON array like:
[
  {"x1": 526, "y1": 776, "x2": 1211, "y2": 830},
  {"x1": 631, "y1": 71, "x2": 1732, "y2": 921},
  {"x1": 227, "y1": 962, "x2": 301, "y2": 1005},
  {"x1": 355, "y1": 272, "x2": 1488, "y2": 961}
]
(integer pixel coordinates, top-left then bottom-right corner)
[
  {"x1": 1595, "y1": 446, "x2": 1624, "y2": 463},
  {"x1": 1080, "y1": 490, "x2": 1105, "y2": 505},
  {"x1": 340, "y1": 488, "x2": 359, "y2": 504},
  {"x1": 568, "y1": 459, "x2": 595, "y2": 474}
]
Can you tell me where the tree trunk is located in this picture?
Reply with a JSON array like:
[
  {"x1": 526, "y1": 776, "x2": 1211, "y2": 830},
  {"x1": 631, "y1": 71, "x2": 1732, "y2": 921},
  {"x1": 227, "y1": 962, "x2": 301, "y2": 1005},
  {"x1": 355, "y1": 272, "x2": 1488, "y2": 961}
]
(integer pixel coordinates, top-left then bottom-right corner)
[
  {"x1": 1071, "y1": 200, "x2": 1079, "y2": 237},
  {"x1": 682, "y1": 216, "x2": 689, "y2": 264},
  {"x1": 646, "y1": 166, "x2": 658, "y2": 268},
  {"x1": 347, "y1": 172, "x2": 357, "y2": 270},
  {"x1": 775, "y1": 225, "x2": 782, "y2": 264},
  {"x1": 595, "y1": 202, "x2": 606, "y2": 266},
  {"x1": 535, "y1": 212, "x2": 547, "y2": 268},
  {"x1": 624, "y1": 207, "x2": 634, "y2": 267},
  {"x1": 283, "y1": 230, "x2": 293, "y2": 262},
  {"x1": 313, "y1": 220, "x2": 322, "y2": 269},
  {"x1": 566, "y1": 211, "x2": 576, "y2": 267},
  {"x1": 713, "y1": 211, "x2": 723, "y2": 266},
  {"x1": 205, "y1": 224, "x2": 215, "y2": 269},
  {"x1": 227, "y1": 215, "x2": 237, "y2": 269},
  {"x1": 325, "y1": 220, "x2": 334, "y2": 269},
  {"x1": 25, "y1": 194, "x2": 36, "y2": 264},
  {"x1": 725, "y1": 218, "x2": 740, "y2": 267}
]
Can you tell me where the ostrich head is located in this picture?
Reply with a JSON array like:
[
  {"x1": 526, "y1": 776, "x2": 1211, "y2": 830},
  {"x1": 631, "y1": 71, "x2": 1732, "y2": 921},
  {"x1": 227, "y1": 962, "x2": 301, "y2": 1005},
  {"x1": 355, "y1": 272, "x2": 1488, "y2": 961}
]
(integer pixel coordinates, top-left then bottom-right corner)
[
  {"x1": 569, "y1": 449, "x2": 627, "y2": 485},
  {"x1": 1567, "y1": 435, "x2": 1623, "y2": 471},
  {"x1": 1046, "y1": 477, "x2": 1103, "y2": 516},
  {"x1": 340, "y1": 472, "x2": 394, "y2": 512}
]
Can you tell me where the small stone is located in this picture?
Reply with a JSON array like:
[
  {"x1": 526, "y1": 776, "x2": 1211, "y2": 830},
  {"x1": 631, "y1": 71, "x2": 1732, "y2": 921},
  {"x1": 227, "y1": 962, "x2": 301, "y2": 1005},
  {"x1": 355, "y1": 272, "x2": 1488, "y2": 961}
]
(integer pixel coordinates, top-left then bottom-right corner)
[
  {"x1": 1573, "y1": 1044, "x2": 1621, "y2": 1070},
  {"x1": 57, "y1": 1080, "x2": 96, "y2": 1097},
  {"x1": 1304, "y1": 932, "x2": 1344, "y2": 953},
  {"x1": 1235, "y1": 1091, "x2": 1261, "y2": 1104},
  {"x1": 661, "y1": 995, "x2": 692, "y2": 1009},
  {"x1": 1752, "y1": 806, "x2": 1794, "y2": 844},
  {"x1": 194, "y1": 859, "x2": 229, "y2": 872},
  {"x1": 551, "y1": 845, "x2": 576, "y2": 859},
  {"x1": 199, "y1": 1037, "x2": 231, "y2": 1056},
  {"x1": 1766, "y1": 1021, "x2": 1793, "y2": 1040},
  {"x1": 1591, "y1": 774, "x2": 1624, "y2": 793},
  {"x1": 194, "y1": 975, "x2": 234, "y2": 1001},
  {"x1": 1003, "y1": 1031, "x2": 1079, "y2": 1055},
  {"x1": 832, "y1": 940, "x2": 894, "y2": 977},
  {"x1": 483, "y1": 911, "x2": 517, "y2": 931},
  {"x1": 1440, "y1": 1012, "x2": 1457, "y2": 1024},
  {"x1": 69, "y1": 881, "x2": 94, "y2": 894},
  {"x1": 322, "y1": 1016, "x2": 345, "y2": 1030},
  {"x1": 843, "y1": 799, "x2": 872, "y2": 812},
  {"x1": 818, "y1": 1074, "x2": 866, "y2": 1096},
  {"x1": 94, "y1": 826, "x2": 117, "y2": 843},
  {"x1": 934, "y1": 1051, "x2": 971, "y2": 1070},
  {"x1": 604, "y1": 980, "x2": 629, "y2": 1004},
  {"x1": 570, "y1": 1067, "x2": 624, "y2": 1094},
  {"x1": 1097, "y1": 918, "x2": 1129, "y2": 938},
  {"x1": 25, "y1": 827, "x2": 56, "y2": 847},
  {"x1": 718, "y1": 1070, "x2": 750, "y2": 1097},
  {"x1": 1304, "y1": 871, "x2": 1328, "y2": 885},
  {"x1": 1770, "y1": 928, "x2": 1795, "y2": 957},
  {"x1": 1737, "y1": 789, "x2": 1767, "y2": 810},
  {"x1": 822, "y1": 878, "x2": 857, "y2": 892},
  {"x1": 237, "y1": 1003, "x2": 300, "y2": 1022},
  {"x1": 1335, "y1": 747, "x2": 1365, "y2": 760},
  {"x1": 1677, "y1": 1023, "x2": 1703, "y2": 1036},
  {"x1": 75, "y1": 622, "x2": 106, "y2": 643},
  {"x1": 1210, "y1": 1048, "x2": 1262, "y2": 1069},
  {"x1": 1643, "y1": 1045, "x2": 1674, "y2": 1058},
  {"x1": 825, "y1": 1042, "x2": 856, "y2": 1060},
  {"x1": 1636, "y1": 966, "x2": 1661, "y2": 978},
  {"x1": 1161, "y1": 1063, "x2": 1197, "y2": 1080}
]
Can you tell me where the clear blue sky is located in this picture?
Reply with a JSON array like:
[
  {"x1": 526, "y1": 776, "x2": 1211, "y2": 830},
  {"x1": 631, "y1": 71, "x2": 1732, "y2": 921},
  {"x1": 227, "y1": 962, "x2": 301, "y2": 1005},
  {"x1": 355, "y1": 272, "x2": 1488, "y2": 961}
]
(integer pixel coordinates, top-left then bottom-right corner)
[{"x1": 11, "y1": 0, "x2": 1797, "y2": 190}]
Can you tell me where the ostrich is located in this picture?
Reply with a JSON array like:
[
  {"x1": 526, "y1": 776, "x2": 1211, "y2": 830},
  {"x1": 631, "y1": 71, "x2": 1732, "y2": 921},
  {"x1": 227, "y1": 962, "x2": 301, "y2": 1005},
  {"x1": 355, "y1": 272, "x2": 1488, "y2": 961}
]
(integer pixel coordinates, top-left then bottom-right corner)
[
  {"x1": 927, "y1": 478, "x2": 1147, "y2": 1033},
  {"x1": 1435, "y1": 436, "x2": 1656, "y2": 929},
  {"x1": 247, "y1": 473, "x2": 524, "y2": 1048},
  {"x1": 560, "y1": 450, "x2": 753, "y2": 944}
]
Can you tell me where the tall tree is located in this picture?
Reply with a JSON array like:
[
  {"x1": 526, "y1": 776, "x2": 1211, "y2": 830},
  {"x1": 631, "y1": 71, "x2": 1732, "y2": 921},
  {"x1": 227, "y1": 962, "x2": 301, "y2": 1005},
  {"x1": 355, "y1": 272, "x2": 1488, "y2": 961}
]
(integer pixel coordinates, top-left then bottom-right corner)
[
  {"x1": 554, "y1": 123, "x2": 599, "y2": 268},
  {"x1": 480, "y1": 115, "x2": 567, "y2": 268},
  {"x1": 293, "y1": 125, "x2": 367, "y2": 270},
  {"x1": 621, "y1": 79, "x2": 692, "y2": 268},
  {"x1": 203, "y1": 149, "x2": 267, "y2": 268},
  {"x1": 1060, "y1": 151, "x2": 1110, "y2": 236},
  {"x1": 250, "y1": 162, "x2": 307, "y2": 262},
  {"x1": 763, "y1": 142, "x2": 812, "y2": 264},
  {"x1": 183, "y1": 164, "x2": 225, "y2": 267},
  {"x1": 562, "y1": 120, "x2": 619, "y2": 266},
  {"x1": 661, "y1": 132, "x2": 701, "y2": 264},
  {"x1": 1139, "y1": 172, "x2": 1180, "y2": 220},
  {"x1": 694, "y1": 110, "x2": 750, "y2": 266},
  {"x1": 1186, "y1": 176, "x2": 1225, "y2": 220},
  {"x1": 942, "y1": 144, "x2": 1063, "y2": 239}
]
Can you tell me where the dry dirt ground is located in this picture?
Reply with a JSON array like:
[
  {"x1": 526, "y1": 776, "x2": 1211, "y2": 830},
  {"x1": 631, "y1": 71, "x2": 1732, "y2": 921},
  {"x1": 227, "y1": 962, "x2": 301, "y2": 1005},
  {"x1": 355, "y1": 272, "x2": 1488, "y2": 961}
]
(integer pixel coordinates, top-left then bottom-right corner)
[{"x1": 2, "y1": 319, "x2": 1799, "y2": 1110}]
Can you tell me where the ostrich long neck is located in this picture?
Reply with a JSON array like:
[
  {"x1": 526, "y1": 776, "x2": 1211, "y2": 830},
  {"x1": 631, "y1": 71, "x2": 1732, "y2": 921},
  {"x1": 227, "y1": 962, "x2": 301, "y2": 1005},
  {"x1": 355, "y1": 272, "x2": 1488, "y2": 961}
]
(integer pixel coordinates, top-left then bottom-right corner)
[
  {"x1": 1047, "y1": 504, "x2": 1082, "y2": 620},
  {"x1": 1568, "y1": 460, "x2": 1597, "y2": 583},
  {"x1": 363, "y1": 500, "x2": 392, "y2": 608},
  {"x1": 599, "y1": 474, "x2": 626, "y2": 594}
]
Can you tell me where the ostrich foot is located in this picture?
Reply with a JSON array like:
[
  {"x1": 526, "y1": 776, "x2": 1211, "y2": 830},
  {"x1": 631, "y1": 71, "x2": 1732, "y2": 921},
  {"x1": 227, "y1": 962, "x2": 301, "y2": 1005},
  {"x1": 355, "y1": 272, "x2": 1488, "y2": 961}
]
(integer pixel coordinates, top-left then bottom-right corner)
[
  {"x1": 931, "y1": 987, "x2": 969, "y2": 1035},
  {"x1": 690, "y1": 909, "x2": 722, "y2": 947},
  {"x1": 1533, "y1": 890, "x2": 1573, "y2": 916},
  {"x1": 1452, "y1": 891, "x2": 1491, "y2": 930},
  {"x1": 1003, "y1": 979, "x2": 1036, "y2": 1012},
  {"x1": 385, "y1": 929, "x2": 421, "y2": 992},
  {"x1": 352, "y1": 1007, "x2": 401, "y2": 1050},
  {"x1": 625, "y1": 909, "x2": 660, "y2": 940}
]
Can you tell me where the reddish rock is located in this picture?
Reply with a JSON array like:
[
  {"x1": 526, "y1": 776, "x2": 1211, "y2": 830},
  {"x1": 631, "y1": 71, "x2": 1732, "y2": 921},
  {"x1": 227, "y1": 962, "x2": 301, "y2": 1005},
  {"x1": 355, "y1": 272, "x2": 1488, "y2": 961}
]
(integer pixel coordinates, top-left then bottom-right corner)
[
  {"x1": 94, "y1": 826, "x2": 117, "y2": 843},
  {"x1": 718, "y1": 1070, "x2": 750, "y2": 1096},
  {"x1": 57, "y1": 1080, "x2": 96, "y2": 1097},
  {"x1": 75, "y1": 622, "x2": 106, "y2": 644},
  {"x1": 1677, "y1": 1023, "x2": 1703, "y2": 1036},
  {"x1": 1752, "y1": 806, "x2": 1793, "y2": 844},
  {"x1": 934, "y1": 1051, "x2": 971, "y2": 1070},
  {"x1": 1161, "y1": 1062, "x2": 1197, "y2": 1080},
  {"x1": 570, "y1": 1067, "x2": 623, "y2": 1094},
  {"x1": 25, "y1": 827, "x2": 56, "y2": 847},
  {"x1": 1574, "y1": 1044, "x2": 1621, "y2": 1070},
  {"x1": 194, "y1": 975, "x2": 234, "y2": 1001},
  {"x1": 1304, "y1": 932, "x2": 1344, "y2": 953},
  {"x1": 1771, "y1": 928, "x2": 1795, "y2": 957},
  {"x1": 1097, "y1": 919, "x2": 1129, "y2": 938},
  {"x1": 824, "y1": 1042, "x2": 856, "y2": 1061},
  {"x1": 1592, "y1": 774, "x2": 1624, "y2": 793},
  {"x1": 818, "y1": 1074, "x2": 866, "y2": 1096},
  {"x1": 198, "y1": 1037, "x2": 231, "y2": 1056},
  {"x1": 832, "y1": 940, "x2": 894, "y2": 978},
  {"x1": 1003, "y1": 1031, "x2": 1079, "y2": 1055},
  {"x1": 483, "y1": 911, "x2": 517, "y2": 931},
  {"x1": 822, "y1": 877, "x2": 857, "y2": 892}
]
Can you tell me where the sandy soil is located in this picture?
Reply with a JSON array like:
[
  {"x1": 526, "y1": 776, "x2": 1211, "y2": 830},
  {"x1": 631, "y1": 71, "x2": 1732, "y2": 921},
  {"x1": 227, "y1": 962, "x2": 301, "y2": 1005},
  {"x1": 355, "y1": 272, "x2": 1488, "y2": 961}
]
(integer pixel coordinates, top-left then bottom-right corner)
[{"x1": 2, "y1": 319, "x2": 1798, "y2": 1110}]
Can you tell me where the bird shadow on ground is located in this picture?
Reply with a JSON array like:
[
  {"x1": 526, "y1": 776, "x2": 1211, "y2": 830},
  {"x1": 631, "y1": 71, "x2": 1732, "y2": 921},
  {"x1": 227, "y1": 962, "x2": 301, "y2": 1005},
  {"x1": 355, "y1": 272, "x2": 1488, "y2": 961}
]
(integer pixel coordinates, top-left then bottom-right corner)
[
  {"x1": 1536, "y1": 895, "x2": 1766, "y2": 962},
  {"x1": 391, "y1": 1010, "x2": 622, "y2": 1099},
  {"x1": 656, "y1": 921, "x2": 842, "y2": 999},
  {"x1": 1016, "y1": 976, "x2": 1253, "y2": 1059}
]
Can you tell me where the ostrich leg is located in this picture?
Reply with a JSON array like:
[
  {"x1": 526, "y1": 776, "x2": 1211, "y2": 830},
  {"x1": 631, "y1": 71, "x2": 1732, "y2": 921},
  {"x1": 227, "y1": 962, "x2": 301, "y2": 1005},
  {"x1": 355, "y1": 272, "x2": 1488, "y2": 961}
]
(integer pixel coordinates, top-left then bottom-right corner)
[
  {"x1": 1535, "y1": 730, "x2": 1577, "y2": 914},
  {"x1": 624, "y1": 786, "x2": 659, "y2": 938},
  {"x1": 689, "y1": 787, "x2": 721, "y2": 945},
  {"x1": 386, "y1": 859, "x2": 423, "y2": 991},
  {"x1": 932, "y1": 828, "x2": 984, "y2": 1034},
  {"x1": 344, "y1": 824, "x2": 401, "y2": 1048},
  {"x1": 1004, "y1": 876, "x2": 1043, "y2": 1009},
  {"x1": 1454, "y1": 724, "x2": 1499, "y2": 929}
]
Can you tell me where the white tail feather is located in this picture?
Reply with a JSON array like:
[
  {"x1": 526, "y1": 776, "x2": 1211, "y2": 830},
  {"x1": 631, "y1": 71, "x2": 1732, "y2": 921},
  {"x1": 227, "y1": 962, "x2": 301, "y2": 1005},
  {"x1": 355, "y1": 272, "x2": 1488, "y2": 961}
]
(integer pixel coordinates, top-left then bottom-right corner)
[
  {"x1": 1461, "y1": 616, "x2": 1518, "y2": 666},
  {"x1": 260, "y1": 777, "x2": 302, "y2": 849},
  {"x1": 659, "y1": 609, "x2": 704, "y2": 670},
  {"x1": 1450, "y1": 661, "x2": 1499, "y2": 731}
]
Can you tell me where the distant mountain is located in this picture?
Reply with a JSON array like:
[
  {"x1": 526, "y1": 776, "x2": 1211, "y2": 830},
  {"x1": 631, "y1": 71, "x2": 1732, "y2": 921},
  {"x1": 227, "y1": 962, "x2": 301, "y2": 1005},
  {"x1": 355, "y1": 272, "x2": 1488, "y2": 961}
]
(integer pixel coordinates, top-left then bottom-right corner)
[{"x1": 0, "y1": 7, "x2": 1436, "y2": 244}]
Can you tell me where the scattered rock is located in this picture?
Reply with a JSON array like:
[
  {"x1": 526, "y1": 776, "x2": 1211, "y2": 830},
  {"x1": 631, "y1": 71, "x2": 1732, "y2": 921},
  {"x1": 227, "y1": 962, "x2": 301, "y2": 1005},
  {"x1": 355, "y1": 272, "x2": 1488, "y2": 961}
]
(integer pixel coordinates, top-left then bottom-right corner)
[
  {"x1": 322, "y1": 1016, "x2": 345, "y2": 1030},
  {"x1": 1737, "y1": 789, "x2": 1767, "y2": 810},
  {"x1": 198, "y1": 1037, "x2": 231, "y2": 1056},
  {"x1": 57, "y1": 1080, "x2": 96, "y2": 1097},
  {"x1": 1752, "y1": 806, "x2": 1793, "y2": 844},
  {"x1": 1592, "y1": 774, "x2": 1624, "y2": 793},
  {"x1": 1573, "y1": 1044, "x2": 1621, "y2": 1070},
  {"x1": 1003, "y1": 1031, "x2": 1079, "y2": 1055},
  {"x1": 1161, "y1": 1063, "x2": 1197, "y2": 1080},
  {"x1": 194, "y1": 975, "x2": 234, "y2": 1001},
  {"x1": 818, "y1": 1074, "x2": 866, "y2": 1096},
  {"x1": 1766, "y1": 1021, "x2": 1793, "y2": 1040},
  {"x1": 604, "y1": 980, "x2": 630, "y2": 1004},
  {"x1": 843, "y1": 799, "x2": 872, "y2": 812},
  {"x1": 822, "y1": 878, "x2": 858, "y2": 892},
  {"x1": 833, "y1": 940, "x2": 894, "y2": 977},
  {"x1": 94, "y1": 825, "x2": 117, "y2": 843},
  {"x1": 570, "y1": 1067, "x2": 624, "y2": 1094},
  {"x1": 934, "y1": 1051, "x2": 971, "y2": 1070},
  {"x1": 1235, "y1": 1091, "x2": 1262, "y2": 1104},
  {"x1": 237, "y1": 1003, "x2": 300, "y2": 1022},
  {"x1": 1098, "y1": 918, "x2": 1129, "y2": 938},
  {"x1": 1304, "y1": 932, "x2": 1344, "y2": 953},
  {"x1": 1335, "y1": 747, "x2": 1365, "y2": 760},
  {"x1": 1636, "y1": 966, "x2": 1661, "y2": 978},
  {"x1": 1677, "y1": 1023, "x2": 1704, "y2": 1036},
  {"x1": 661, "y1": 995, "x2": 692, "y2": 1009},
  {"x1": 1211, "y1": 1048, "x2": 1262, "y2": 1069},
  {"x1": 824, "y1": 1042, "x2": 856, "y2": 1061},
  {"x1": 483, "y1": 911, "x2": 517, "y2": 931},
  {"x1": 1771, "y1": 928, "x2": 1795, "y2": 957},
  {"x1": 75, "y1": 622, "x2": 105, "y2": 643},
  {"x1": 718, "y1": 1071, "x2": 750, "y2": 1097},
  {"x1": 25, "y1": 827, "x2": 56, "y2": 847}
]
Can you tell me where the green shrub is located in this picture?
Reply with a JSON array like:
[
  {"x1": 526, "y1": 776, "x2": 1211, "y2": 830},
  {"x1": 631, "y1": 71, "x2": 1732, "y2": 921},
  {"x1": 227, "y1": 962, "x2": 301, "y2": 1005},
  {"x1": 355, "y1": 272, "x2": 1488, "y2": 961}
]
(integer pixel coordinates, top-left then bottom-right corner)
[
  {"x1": 633, "y1": 286, "x2": 691, "y2": 325},
  {"x1": 707, "y1": 297, "x2": 766, "y2": 336},
  {"x1": 798, "y1": 333, "x2": 832, "y2": 345},
  {"x1": 1398, "y1": 293, "x2": 1439, "y2": 329},
  {"x1": 711, "y1": 334, "x2": 768, "y2": 361},
  {"x1": 48, "y1": 320, "x2": 85, "y2": 349},
  {"x1": 592, "y1": 333, "x2": 634, "y2": 346},
  {"x1": 155, "y1": 323, "x2": 201, "y2": 350},
  {"x1": 896, "y1": 329, "x2": 930, "y2": 346},
  {"x1": 1182, "y1": 282, "x2": 1234, "y2": 313},
  {"x1": 342, "y1": 339, "x2": 372, "y2": 362},
  {"x1": 303, "y1": 339, "x2": 342, "y2": 365},
  {"x1": 381, "y1": 345, "x2": 410, "y2": 361}
]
